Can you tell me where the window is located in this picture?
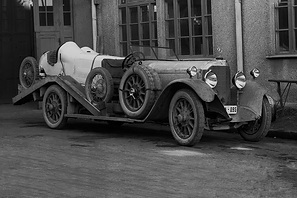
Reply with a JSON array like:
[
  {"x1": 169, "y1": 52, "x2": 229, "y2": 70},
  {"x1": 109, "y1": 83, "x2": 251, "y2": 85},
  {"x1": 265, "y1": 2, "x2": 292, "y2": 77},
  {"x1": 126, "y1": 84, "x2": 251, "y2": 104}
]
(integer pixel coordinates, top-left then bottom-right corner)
[
  {"x1": 119, "y1": 1, "x2": 157, "y2": 56},
  {"x1": 275, "y1": 0, "x2": 297, "y2": 53},
  {"x1": 165, "y1": 0, "x2": 213, "y2": 57},
  {"x1": 39, "y1": 0, "x2": 54, "y2": 26}
]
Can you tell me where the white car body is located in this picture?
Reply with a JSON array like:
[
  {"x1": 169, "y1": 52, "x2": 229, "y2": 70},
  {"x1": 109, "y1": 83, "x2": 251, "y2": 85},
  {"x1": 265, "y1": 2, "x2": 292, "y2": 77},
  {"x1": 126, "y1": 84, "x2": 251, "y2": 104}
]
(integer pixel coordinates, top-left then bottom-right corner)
[{"x1": 39, "y1": 41, "x2": 124, "y2": 85}]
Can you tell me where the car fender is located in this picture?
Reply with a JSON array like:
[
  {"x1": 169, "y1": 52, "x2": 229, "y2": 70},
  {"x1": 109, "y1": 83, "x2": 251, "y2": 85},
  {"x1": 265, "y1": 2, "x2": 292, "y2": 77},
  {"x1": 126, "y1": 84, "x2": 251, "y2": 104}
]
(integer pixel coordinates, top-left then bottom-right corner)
[
  {"x1": 145, "y1": 78, "x2": 217, "y2": 121},
  {"x1": 230, "y1": 80, "x2": 267, "y2": 122}
]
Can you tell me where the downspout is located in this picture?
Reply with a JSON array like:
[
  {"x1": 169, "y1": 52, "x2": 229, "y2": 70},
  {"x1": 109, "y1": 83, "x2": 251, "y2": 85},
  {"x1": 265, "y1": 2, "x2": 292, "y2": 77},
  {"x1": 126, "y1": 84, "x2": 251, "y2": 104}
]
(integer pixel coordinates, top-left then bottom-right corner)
[
  {"x1": 91, "y1": 0, "x2": 97, "y2": 51},
  {"x1": 235, "y1": 0, "x2": 244, "y2": 72}
]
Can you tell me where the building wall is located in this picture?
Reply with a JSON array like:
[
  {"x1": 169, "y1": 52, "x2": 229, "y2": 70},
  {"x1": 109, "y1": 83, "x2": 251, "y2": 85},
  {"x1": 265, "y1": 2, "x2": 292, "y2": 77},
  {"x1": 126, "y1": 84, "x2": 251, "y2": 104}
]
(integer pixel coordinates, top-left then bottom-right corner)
[{"x1": 96, "y1": 0, "x2": 297, "y2": 102}]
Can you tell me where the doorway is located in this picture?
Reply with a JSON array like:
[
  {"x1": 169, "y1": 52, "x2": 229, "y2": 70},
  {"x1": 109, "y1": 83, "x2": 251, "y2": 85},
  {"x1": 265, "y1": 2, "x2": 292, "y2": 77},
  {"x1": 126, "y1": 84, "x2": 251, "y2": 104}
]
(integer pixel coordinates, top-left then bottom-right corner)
[{"x1": 33, "y1": 0, "x2": 73, "y2": 59}]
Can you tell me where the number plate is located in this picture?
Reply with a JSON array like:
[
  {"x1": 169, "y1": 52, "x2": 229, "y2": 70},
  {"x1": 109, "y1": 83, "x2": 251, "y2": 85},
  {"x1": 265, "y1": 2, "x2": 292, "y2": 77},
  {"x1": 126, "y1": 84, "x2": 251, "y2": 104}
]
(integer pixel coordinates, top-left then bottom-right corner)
[{"x1": 224, "y1": 105, "x2": 237, "y2": 115}]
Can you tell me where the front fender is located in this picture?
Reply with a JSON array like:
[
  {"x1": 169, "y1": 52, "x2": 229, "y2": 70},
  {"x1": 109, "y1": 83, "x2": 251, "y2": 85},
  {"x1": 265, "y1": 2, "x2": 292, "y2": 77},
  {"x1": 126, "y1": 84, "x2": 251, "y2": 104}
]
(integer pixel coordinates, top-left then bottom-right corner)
[
  {"x1": 145, "y1": 78, "x2": 216, "y2": 121},
  {"x1": 230, "y1": 80, "x2": 267, "y2": 122}
]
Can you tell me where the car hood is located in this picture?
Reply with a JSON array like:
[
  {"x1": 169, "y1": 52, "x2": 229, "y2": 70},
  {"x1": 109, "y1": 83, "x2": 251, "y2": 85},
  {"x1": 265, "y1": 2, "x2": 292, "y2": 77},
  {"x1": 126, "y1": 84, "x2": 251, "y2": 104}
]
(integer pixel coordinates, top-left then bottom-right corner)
[{"x1": 141, "y1": 59, "x2": 228, "y2": 73}]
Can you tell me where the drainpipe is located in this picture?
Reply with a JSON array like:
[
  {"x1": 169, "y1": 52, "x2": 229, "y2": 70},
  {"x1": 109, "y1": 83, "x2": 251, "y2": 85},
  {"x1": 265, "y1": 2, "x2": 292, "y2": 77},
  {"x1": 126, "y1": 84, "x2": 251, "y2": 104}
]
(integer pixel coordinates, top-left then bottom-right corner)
[
  {"x1": 91, "y1": 0, "x2": 97, "y2": 51},
  {"x1": 235, "y1": 0, "x2": 244, "y2": 72}
]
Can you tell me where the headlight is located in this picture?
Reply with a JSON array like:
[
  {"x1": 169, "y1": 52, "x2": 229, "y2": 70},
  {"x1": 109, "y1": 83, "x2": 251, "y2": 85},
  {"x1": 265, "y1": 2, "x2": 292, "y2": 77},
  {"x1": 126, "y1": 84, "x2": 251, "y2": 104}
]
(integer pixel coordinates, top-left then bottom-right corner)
[
  {"x1": 187, "y1": 66, "x2": 198, "y2": 78},
  {"x1": 232, "y1": 71, "x2": 246, "y2": 89},
  {"x1": 204, "y1": 70, "x2": 217, "y2": 88},
  {"x1": 250, "y1": 68, "x2": 260, "y2": 78}
]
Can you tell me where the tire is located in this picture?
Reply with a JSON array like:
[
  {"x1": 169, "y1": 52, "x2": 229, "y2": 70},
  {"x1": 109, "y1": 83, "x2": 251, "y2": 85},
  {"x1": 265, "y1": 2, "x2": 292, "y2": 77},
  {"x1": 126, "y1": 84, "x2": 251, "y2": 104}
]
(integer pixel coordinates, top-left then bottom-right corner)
[
  {"x1": 169, "y1": 89, "x2": 205, "y2": 146},
  {"x1": 19, "y1": 56, "x2": 38, "y2": 89},
  {"x1": 42, "y1": 85, "x2": 68, "y2": 129},
  {"x1": 238, "y1": 97, "x2": 272, "y2": 142},
  {"x1": 85, "y1": 67, "x2": 114, "y2": 105},
  {"x1": 119, "y1": 65, "x2": 159, "y2": 119}
]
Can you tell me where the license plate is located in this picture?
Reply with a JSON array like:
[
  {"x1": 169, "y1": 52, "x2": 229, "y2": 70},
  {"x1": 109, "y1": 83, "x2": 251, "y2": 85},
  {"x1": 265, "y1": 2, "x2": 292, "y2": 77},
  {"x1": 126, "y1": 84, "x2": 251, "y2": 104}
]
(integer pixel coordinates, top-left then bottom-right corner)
[{"x1": 224, "y1": 105, "x2": 237, "y2": 114}]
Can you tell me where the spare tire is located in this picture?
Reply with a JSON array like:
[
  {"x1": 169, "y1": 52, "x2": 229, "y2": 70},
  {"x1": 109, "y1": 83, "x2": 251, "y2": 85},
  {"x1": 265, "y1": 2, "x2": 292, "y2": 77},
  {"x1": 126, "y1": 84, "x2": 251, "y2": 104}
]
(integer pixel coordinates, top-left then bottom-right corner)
[
  {"x1": 19, "y1": 56, "x2": 38, "y2": 89},
  {"x1": 119, "y1": 65, "x2": 161, "y2": 119},
  {"x1": 85, "y1": 67, "x2": 114, "y2": 105}
]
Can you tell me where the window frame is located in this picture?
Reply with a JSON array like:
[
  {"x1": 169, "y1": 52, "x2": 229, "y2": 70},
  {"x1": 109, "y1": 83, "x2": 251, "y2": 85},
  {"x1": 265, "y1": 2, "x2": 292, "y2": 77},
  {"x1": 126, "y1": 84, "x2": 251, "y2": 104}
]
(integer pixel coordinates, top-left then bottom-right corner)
[
  {"x1": 275, "y1": 0, "x2": 297, "y2": 54},
  {"x1": 165, "y1": 0, "x2": 213, "y2": 58},
  {"x1": 119, "y1": 0, "x2": 157, "y2": 56}
]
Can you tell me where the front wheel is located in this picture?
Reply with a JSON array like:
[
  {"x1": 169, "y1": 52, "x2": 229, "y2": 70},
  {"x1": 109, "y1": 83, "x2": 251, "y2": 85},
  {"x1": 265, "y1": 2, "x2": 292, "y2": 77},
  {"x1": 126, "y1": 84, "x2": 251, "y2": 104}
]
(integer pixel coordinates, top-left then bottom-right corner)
[
  {"x1": 238, "y1": 97, "x2": 272, "y2": 142},
  {"x1": 42, "y1": 85, "x2": 68, "y2": 129},
  {"x1": 169, "y1": 89, "x2": 205, "y2": 146}
]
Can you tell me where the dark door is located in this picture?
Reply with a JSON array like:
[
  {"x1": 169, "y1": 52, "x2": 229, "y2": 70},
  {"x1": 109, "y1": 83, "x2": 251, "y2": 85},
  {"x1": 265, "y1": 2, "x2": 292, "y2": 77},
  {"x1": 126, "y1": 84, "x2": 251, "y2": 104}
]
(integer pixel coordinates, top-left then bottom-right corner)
[
  {"x1": 33, "y1": 0, "x2": 74, "y2": 59},
  {"x1": 0, "y1": 0, "x2": 34, "y2": 103}
]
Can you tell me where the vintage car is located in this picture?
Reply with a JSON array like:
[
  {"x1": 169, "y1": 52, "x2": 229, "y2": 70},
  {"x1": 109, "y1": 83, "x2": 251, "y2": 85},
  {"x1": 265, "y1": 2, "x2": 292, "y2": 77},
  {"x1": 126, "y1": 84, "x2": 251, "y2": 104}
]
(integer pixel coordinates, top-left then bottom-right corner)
[
  {"x1": 16, "y1": 42, "x2": 273, "y2": 146},
  {"x1": 19, "y1": 41, "x2": 123, "y2": 89}
]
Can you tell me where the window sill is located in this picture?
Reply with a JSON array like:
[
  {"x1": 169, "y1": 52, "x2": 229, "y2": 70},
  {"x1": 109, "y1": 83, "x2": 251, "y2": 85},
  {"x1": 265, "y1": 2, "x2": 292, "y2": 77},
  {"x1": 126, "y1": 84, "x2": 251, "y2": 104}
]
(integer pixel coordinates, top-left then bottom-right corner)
[{"x1": 266, "y1": 54, "x2": 297, "y2": 59}]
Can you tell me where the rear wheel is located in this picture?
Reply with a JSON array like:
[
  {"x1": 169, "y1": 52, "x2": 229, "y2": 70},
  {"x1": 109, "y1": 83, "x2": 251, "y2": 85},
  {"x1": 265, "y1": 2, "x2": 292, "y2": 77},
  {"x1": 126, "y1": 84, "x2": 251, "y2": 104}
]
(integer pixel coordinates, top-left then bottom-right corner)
[
  {"x1": 238, "y1": 97, "x2": 272, "y2": 142},
  {"x1": 85, "y1": 67, "x2": 114, "y2": 105},
  {"x1": 19, "y1": 57, "x2": 38, "y2": 89},
  {"x1": 169, "y1": 89, "x2": 205, "y2": 146},
  {"x1": 43, "y1": 85, "x2": 68, "y2": 129}
]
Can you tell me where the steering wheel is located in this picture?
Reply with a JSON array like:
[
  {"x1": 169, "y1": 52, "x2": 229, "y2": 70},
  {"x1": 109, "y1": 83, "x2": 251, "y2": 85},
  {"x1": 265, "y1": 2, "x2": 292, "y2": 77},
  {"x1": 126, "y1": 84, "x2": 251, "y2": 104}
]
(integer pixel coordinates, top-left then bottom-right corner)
[{"x1": 122, "y1": 52, "x2": 145, "y2": 70}]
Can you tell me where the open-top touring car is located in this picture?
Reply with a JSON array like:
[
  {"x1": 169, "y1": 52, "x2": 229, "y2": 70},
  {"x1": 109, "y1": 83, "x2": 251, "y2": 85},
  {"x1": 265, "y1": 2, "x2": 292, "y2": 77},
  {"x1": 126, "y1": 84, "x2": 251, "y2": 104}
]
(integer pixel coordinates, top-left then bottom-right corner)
[{"x1": 14, "y1": 41, "x2": 273, "y2": 146}]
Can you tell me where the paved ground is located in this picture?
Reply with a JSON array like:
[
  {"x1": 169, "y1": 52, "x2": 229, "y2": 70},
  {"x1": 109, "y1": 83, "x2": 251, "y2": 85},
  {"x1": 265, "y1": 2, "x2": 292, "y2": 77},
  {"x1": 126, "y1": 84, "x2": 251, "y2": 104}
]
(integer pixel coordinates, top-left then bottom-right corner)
[{"x1": 0, "y1": 102, "x2": 297, "y2": 197}]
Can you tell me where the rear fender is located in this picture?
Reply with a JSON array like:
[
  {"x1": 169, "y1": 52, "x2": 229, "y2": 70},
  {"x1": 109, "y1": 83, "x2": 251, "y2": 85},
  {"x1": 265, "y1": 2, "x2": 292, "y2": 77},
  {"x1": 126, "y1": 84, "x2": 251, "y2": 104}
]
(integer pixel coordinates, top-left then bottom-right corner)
[
  {"x1": 230, "y1": 80, "x2": 267, "y2": 122},
  {"x1": 145, "y1": 79, "x2": 217, "y2": 121}
]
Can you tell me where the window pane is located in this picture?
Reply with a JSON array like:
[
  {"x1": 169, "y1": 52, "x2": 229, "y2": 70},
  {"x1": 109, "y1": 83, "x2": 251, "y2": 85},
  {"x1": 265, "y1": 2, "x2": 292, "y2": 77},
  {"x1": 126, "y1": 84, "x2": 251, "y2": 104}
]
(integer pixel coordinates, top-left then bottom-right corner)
[
  {"x1": 192, "y1": 0, "x2": 201, "y2": 16},
  {"x1": 207, "y1": 0, "x2": 211, "y2": 14},
  {"x1": 39, "y1": 13, "x2": 46, "y2": 26},
  {"x1": 193, "y1": 37, "x2": 203, "y2": 55},
  {"x1": 167, "y1": 39, "x2": 176, "y2": 53},
  {"x1": 167, "y1": 20, "x2": 175, "y2": 38},
  {"x1": 120, "y1": 8, "x2": 126, "y2": 24},
  {"x1": 153, "y1": 5, "x2": 157, "y2": 20},
  {"x1": 180, "y1": 19, "x2": 189, "y2": 36},
  {"x1": 279, "y1": 7, "x2": 288, "y2": 29},
  {"x1": 177, "y1": 0, "x2": 188, "y2": 18},
  {"x1": 279, "y1": 31, "x2": 289, "y2": 51},
  {"x1": 206, "y1": 16, "x2": 212, "y2": 35},
  {"x1": 130, "y1": 7, "x2": 138, "y2": 23},
  {"x1": 141, "y1": 5, "x2": 149, "y2": 22},
  {"x1": 207, "y1": 36, "x2": 213, "y2": 55},
  {"x1": 295, "y1": 0, "x2": 297, "y2": 5},
  {"x1": 165, "y1": 0, "x2": 174, "y2": 19},
  {"x1": 192, "y1": 17, "x2": 202, "y2": 35},
  {"x1": 121, "y1": 42, "x2": 128, "y2": 56},
  {"x1": 142, "y1": 23, "x2": 150, "y2": 39},
  {"x1": 63, "y1": 0, "x2": 70, "y2": 11},
  {"x1": 131, "y1": 24, "x2": 139, "y2": 40},
  {"x1": 47, "y1": 13, "x2": 54, "y2": 26},
  {"x1": 64, "y1": 13, "x2": 71, "y2": 26},
  {"x1": 121, "y1": 25, "x2": 127, "y2": 41},
  {"x1": 295, "y1": 7, "x2": 297, "y2": 27},
  {"x1": 180, "y1": 38, "x2": 190, "y2": 55},
  {"x1": 152, "y1": 22, "x2": 157, "y2": 39}
]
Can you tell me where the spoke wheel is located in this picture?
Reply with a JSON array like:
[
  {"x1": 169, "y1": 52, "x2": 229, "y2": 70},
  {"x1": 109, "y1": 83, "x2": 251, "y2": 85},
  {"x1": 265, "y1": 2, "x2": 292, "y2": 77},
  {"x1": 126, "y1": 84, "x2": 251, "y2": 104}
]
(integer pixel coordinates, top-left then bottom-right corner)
[
  {"x1": 238, "y1": 97, "x2": 272, "y2": 142},
  {"x1": 43, "y1": 85, "x2": 67, "y2": 129},
  {"x1": 123, "y1": 74, "x2": 146, "y2": 111},
  {"x1": 19, "y1": 57, "x2": 38, "y2": 89},
  {"x1": 169, "y1": 89, "x2": 205, "y2": 146},
  {"x1": 119, "y1": 65, "x2": 159, "y2": 119},
  {"x1": 85, "y1": 67, "x2": 114, "y2": 105}
]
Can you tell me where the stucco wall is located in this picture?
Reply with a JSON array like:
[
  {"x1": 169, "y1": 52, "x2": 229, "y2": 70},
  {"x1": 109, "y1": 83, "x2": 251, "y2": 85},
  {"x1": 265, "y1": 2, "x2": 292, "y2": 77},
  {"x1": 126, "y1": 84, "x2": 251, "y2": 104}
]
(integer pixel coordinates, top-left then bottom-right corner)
[
  {"x1": 242, "y1": 0, "x2": 297, "y2": 101},
  {"x1": 73, "y1": 0, "x2": 93, "y2": 48},
  {"x1": 212, "y1": 0, "x2": 237, "y2": 76},
  {"x1": 97, "y1": 0, "x2": 297, "y2": 102},
  {"x1": 98, "y1": 1, "x2": 120, "y2": 56}
]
